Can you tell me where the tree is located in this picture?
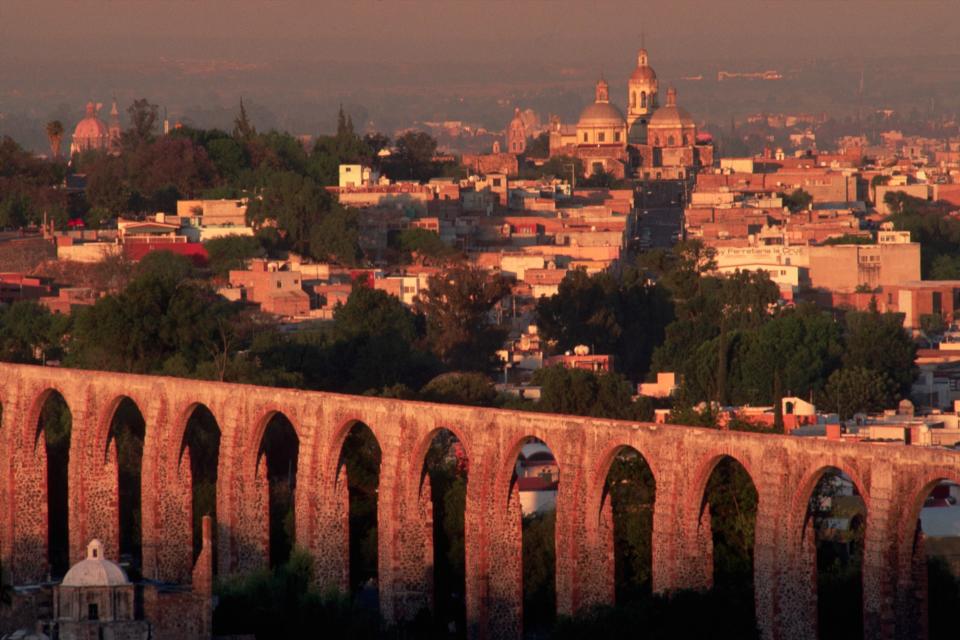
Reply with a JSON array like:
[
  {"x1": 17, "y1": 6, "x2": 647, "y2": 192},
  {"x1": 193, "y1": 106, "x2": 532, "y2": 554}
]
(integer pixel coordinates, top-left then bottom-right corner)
[
  {"x1": 930, "y1": 254, "x2": 960, "y2": 280},
  {"x1": 246, "y1": 172, "x2": 330, "y2": 255},
  {"x1": 536, "y1": 268, "x2": 674, "y2": 380},
  {"x1": 533, "y1": 155, "x2": 584, "y2": 182},
  {"x1": 84, "y1": 154, "x2": 130, "y2": 216},
  {"x1": 651, "y1": 269, "x2": 779, "y2": 403},
  {"x1": 735, "y1": 305, "x2": 843, "y2": 405},
  {"x1": 818, "y1": 367, "x2": 894, "y2": 419},
  {"x1": 328, "y1": 284, "x2": 438, "y2": 393},
  {"x1": 0, "y1": 192, "x2": 31, "y2": 229},
  {"x1": 126, "y1": 136, "x2": 217, "y2": 208},
  {"x1": 639, "y1": 239, "x2": 718, "y2": 304},
  {"x1": 525, "y1": 132, "x2": 550, "y2": 158},
  {"x1": 390, "y1": 130, "x2": 437, "y2": 181},
  {"x1": 233, "y1": 98, "x2": 256, "y2": 142},
  {"x1": 134, "y1": 250, "x2": 194, "y2": 283},
  {"x1": 420, "y1": 372, "x2": 498, "y2": 406},
  {"x1": 0, "y1": 300, "x2": 69, "y2": 364},
  {"x1": 783, "y1": 188, "x2": 813, "y2": 213},
  {"x1": 308, "y1": 204, "x2": 362, "y2": 265},
  {"x1": 394, "y1": 227, "x2": 457, "y2": 265},
  {"x1": 46, "y1": 120, "x2": 64, "y2": 159},
  {"x1": 362, "y1": 132, "x2": 390, "y2": 160},
  {"x1": 416, "y1": 266, "x2": 510, "y2": 372},
  {"x1": 206, "y1": 136, "x2": 247, "y2": 180},
  {"x1": 820, "y1": 234, "x2": 873, "y2": 246},
  {"x1": 533, "y1": 366, "x2": 646, "y2": 419},
  {"x1": 841, "y1": 309, "x2": 915, "y2": 400},
  {"x1": 125, "y1": 98, "x2": 159, "y2": 146},
  {"x1": 204, "y1": 235, "x2": 266, "y2": 277},
  {"x1": 67, "y1": 271, "x2": 234, "y2": 374}
]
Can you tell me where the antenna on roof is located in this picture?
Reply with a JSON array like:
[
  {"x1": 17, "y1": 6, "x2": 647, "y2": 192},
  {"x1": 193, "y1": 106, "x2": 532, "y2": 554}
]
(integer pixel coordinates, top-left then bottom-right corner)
[{"x1": 641, "y1": 26, "x2": 645, "y2": 49}]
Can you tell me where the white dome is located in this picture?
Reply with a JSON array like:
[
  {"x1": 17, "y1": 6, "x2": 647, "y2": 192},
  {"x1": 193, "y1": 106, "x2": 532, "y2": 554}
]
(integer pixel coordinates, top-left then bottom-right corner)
[{"x1": 61, "y1": 540, "x2": 129, "y2": 588}]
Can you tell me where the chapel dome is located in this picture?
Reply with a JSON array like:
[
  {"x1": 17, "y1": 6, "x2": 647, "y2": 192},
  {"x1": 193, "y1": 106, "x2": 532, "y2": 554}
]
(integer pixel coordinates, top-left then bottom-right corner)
[
  {"x1": 61, "y1": 540, "x2": 130, "y2": 588},
  {"x1": 73, "y1": 102, "x2": 108, "y2": 139},
  {"x1": 577, "y1": 101, "x2": 627, "y2": 128},
  {"x1": 648, "y1": 88, "x2": 695, "y2": 128}
]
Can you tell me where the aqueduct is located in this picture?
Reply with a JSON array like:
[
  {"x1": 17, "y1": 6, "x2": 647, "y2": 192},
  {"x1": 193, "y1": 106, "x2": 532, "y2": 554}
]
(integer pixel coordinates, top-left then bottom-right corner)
[{"x1": 1, "y1": 362, "x2": 958, "y2": 639}]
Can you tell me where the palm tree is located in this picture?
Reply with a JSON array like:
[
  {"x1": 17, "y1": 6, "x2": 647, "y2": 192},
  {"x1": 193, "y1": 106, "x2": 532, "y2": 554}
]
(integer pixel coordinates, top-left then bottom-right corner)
[{"x1": 46, "y1": 120, "x2": 64, "y2": 159}]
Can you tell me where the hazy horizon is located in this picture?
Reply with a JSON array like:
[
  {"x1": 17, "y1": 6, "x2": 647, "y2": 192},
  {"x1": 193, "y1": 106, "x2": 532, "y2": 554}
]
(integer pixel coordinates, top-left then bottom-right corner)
[{"x1": 3, "y1": 0, "x2": 960, "y2": 152}]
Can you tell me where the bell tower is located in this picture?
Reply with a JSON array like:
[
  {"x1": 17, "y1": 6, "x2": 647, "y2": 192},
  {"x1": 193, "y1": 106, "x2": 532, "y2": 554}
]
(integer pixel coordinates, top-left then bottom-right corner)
[{"x1": 627, "y1": 47, "x2": 658, "y2": 144}]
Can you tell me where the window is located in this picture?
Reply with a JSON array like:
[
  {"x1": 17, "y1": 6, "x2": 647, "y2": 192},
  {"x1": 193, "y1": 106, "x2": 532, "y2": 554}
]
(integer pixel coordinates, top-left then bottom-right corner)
[
  {"x1": 934, "y1": 291, "x2": 943, "y2": 315},
  {"x1": 683, "y1": 135, "x2": 690, "y2": 145},
  {"x1": 631, "y1": 92, "x2": 636, "y2": 108},
  {"x1": 654, "y1": 136, "x2": 660, "y2": 145},
  {"x1": 493, "y1": 178, "x2": 502, "y2": 187},
  {"x1": 88, "y1": 603, "x2": 99, "y2": 621},
  {"x1": 598, "y1": 132, "x2": 605, "y2": 142},
  {"x1": 668, "y1": 135, "x2": 675, "y2": 146},
  {"x1": 641, "y1": 92, "x2": 647, "y2": 108},
  {"x1": 583, "y1": 132, "x2": 588, "y2": 142},
  {"x1": 615, "y1": 132, "x2": 621, "y2": 142}
]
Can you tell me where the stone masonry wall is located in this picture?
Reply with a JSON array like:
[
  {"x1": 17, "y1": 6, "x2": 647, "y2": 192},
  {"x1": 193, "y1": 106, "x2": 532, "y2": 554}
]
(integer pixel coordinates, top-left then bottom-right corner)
[{"x1": 1, "y1": 363, "x2": 959, "y2": 640}]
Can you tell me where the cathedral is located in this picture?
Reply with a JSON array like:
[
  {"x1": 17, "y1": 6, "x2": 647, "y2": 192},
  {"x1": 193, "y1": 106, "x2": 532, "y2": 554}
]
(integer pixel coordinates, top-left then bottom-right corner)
[
  {"x1": 70, "y1": 99, "x2": 122, "y2": 157},
  {"x1": 545, "y1": 48, "x2": 712, "y2": 180}
]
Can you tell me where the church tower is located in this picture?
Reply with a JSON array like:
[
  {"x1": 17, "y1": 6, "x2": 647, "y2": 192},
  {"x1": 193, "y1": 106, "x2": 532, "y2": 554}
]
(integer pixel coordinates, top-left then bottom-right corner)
[
  {"x1": 108, "y1": 97, "x2": 122, "y2": 155},
  {"x1": 627, "y1": 48, "x2": 658, "y2": 144}
]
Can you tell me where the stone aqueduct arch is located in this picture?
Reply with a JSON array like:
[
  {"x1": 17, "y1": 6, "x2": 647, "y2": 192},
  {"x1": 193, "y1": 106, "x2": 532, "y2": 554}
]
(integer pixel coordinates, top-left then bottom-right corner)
[{"x1": 1, "y1": 363, "x2": 959, "y2": 640}]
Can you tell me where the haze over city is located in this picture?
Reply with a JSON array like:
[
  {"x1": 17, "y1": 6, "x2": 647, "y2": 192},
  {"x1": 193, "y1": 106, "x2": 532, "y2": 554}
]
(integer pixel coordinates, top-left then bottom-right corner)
[{"x1": 4, "y1": 1, "x2": 960, "y2": 151}]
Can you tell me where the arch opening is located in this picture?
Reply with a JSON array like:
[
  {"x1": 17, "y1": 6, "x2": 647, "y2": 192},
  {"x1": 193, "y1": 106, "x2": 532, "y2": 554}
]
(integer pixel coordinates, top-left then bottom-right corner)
[
  {"x1": 512, "y1": 437, "x2": 559, "y2": 634},
  {"x1": 36, "y1": 391, "x2": 71, "y2": 578},
  {"x1": 420, "y1": 428, "x2": 468, "y2": 636},
  {"x1": 180, "y1": 404, "x2": 221, "y2": 567},
  {"x1": 804, "y1": 467, "x2": 865, "y2": 640},
  {"x1": 910, "y1": 479, "x2": 960, "y2": 640},
  {"x1": 699, "y1": 456, "x2": 758, "y2": 632},
  {"x1": 257, "y1": 413, "x2": 299, "y2": 568},
  {"x1": 106, "y1": 398, "x2": 145, "y2": 571},
  {"x1": 337, "y1": 421, "x2": 382, "y2": 602},
  {"x1": 601, "y1": 446, "x2": 656, "y2": 605}
]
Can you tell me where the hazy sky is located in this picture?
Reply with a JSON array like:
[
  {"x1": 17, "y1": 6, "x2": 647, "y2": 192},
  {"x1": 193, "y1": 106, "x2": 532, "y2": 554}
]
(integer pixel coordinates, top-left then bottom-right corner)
[
  {"x1": 4, "y1": 0, "x2": 960, "y2": 67},
  {"x1": 3, "y1": 0, "x2": 960, "y2": 151}
]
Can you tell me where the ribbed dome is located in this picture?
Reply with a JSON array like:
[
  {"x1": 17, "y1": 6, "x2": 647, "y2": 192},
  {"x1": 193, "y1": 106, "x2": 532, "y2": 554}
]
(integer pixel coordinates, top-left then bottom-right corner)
[
  {"x1": 648, "y1": 105, "x2": 695, "y2": 128},
  {"x1": 648, "y1": 88, "x2": 694, "y2": 128},
  {"x1": 61, "y1": 540, "x2": 129, "y2": 588},
  {"x1": 72, "y1": 102, "x2": 108, "y2": 140},
  {"x1": 578, "y1": 101, "x2": 626, "y2": 127}
]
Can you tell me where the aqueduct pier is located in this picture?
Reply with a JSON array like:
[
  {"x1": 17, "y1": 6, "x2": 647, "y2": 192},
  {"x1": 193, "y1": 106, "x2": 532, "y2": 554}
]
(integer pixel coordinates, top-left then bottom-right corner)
[{"x1": 1, "y1": 362, "x2": 958, "y2": 639}]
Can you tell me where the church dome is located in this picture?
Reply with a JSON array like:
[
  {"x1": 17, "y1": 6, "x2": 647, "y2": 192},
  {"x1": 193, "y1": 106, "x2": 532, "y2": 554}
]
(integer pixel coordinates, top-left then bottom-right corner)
[
  {"x1": 578, "y1": 101, "x2": 626, "y2": 128},
  {"x1": 61, "y1": 540, "x2": 130, "y2": 588},
  {"x1": 578, "y1": 77, "x2": 625, "y2": 128},
  {"x1": 72, "y1": 102, "x2": 108, "y2": 141},
  {"x1": 648, "y1": 88, "x2": 695, "y2": 128}
]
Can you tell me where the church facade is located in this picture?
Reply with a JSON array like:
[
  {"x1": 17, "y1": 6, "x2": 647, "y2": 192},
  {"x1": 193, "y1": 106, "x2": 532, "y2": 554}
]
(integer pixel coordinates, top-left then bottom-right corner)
[{"x1": 546, "y1": 48, "x2": 713, "y2": 180}]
